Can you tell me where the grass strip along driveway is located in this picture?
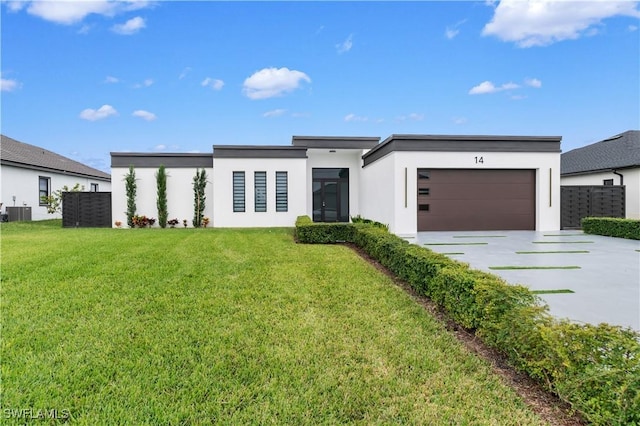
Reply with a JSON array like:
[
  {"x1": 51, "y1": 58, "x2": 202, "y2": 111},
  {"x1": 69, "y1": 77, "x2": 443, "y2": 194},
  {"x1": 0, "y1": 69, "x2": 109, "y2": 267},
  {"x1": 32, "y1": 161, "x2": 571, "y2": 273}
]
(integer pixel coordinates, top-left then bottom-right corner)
[{"x1": 0, "y1": 221, "x2": 545, "y2": 425}]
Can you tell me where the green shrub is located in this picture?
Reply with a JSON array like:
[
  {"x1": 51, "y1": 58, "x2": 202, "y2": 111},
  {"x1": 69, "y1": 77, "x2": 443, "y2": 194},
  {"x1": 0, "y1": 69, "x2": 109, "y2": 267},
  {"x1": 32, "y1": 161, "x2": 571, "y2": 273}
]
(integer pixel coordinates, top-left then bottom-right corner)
[
  {"x1": 541, "y1": 322, "x2": 640, "y2": 425},
  {"x1": 350, "y1": 215, "x2": 389, "y2": 231},
  {"x1": 294, "y1": 216, "x2": 355, "y2": 243},
  {"x1": 582, "y1": 217, "x2": 640, "y2": 240}
]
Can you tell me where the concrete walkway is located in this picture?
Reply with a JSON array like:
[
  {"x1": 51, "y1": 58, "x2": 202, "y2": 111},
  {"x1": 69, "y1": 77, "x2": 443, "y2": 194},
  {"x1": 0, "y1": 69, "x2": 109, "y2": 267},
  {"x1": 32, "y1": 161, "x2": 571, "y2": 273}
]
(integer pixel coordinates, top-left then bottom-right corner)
[{"x1": 406, "y1": 230, "x2": 640, "y2": 331}]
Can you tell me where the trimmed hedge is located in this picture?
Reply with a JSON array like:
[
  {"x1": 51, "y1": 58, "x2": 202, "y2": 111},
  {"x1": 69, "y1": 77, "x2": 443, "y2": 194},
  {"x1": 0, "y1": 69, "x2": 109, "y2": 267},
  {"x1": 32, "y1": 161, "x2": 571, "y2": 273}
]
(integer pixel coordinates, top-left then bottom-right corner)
[
  {"x1": 295, "y1": 216, "x2": 640, "y2": 425},
  {"x1": 294, "y1": 216, "x2": 356, "y2": 243},
  {"x1": 582, "y1": 217, "x2": 640, "y2": 240}
]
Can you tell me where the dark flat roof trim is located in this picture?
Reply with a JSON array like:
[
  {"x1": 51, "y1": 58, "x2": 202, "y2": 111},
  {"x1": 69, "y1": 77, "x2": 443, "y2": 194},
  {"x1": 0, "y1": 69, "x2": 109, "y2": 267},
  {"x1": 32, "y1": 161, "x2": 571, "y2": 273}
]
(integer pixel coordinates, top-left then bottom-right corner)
[
  {"x1": 111, "y1": 153, "x2": 213, "y2": 168},
  {"x1": 561, "y1": 164, "x2": 640, "y2": 176},
  {"x1": 1, "y1": 160, "x2": 111, "y2": 181},
  {"x1": 213, "y1": 146, "x2": 307, "y2": 159},
  {"x1": 363, "y1": 136, "x2": 562, "y2": 167},
  {"x1": 292, "y1": 136, "x2": 380, "y2": 149}
]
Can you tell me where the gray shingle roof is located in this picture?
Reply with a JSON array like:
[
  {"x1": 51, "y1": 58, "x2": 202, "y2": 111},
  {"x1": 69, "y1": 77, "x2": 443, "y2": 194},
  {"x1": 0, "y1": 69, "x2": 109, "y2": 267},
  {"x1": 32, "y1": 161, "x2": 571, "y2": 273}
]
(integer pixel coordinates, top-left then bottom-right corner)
[
  {"x1": 561, "y1": 130, "x2": 640, "y2": 175},
  {"x1": 1, "y1": 134, "x2": 110, "y2": 180}
]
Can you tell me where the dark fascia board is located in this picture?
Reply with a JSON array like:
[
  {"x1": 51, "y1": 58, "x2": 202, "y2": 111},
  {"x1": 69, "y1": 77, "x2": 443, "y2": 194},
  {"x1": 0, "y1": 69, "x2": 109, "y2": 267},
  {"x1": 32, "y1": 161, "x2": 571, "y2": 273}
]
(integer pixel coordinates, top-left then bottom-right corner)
[
  {"x1": 561, "y1": 164, "x2": 640, "y2": 177},
  {"x1": 213, "y1": 145, "x2": 308, "y2": 159},
  {"x1": 111, "y1": 152, "x2": 213, "y2": 168},
  {"x1": 362, "y1": 134, "x2": 562, "y2": 167},
  {"x1": 291, "y1": 136, "x2": 380, "y2": 150},
  {"x1": 1, "y1": 159, "x2": 111, "y2": 181}
]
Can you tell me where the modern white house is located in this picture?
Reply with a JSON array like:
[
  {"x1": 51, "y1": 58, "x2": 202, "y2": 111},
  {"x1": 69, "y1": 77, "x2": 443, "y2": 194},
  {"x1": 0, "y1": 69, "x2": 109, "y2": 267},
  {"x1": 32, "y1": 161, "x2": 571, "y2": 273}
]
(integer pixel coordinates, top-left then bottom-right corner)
[
  {"x1": 561, "y1": 130, "x2": 640, "y2": 219},
  {"x1": 111, "y1": 133, "x2": 562, "y2": 233},
  {"x1": 0, "y1": 134, "x2": 111, "y2": 221}
]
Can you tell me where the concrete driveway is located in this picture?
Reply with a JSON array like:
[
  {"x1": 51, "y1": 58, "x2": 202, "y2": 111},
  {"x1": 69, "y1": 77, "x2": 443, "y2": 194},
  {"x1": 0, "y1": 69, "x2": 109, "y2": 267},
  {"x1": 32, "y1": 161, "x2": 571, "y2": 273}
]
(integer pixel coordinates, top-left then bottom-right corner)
[{"x1": 408, "y1": 231, "x2": 640, "y2": 331}]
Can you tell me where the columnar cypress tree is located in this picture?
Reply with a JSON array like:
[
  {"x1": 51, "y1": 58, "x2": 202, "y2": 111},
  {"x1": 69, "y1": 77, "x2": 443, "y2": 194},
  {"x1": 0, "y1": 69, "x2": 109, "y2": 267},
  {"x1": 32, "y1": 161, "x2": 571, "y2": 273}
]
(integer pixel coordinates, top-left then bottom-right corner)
[
  {"x1": 125, "y1": 165, "x2": 137, "y2": 228},
  {"x1": 192, "y1": 168, "x2": 207, "y2": 227},
  {"x1": 156, "y1": 165, "x2": 168, "y2": 228}
]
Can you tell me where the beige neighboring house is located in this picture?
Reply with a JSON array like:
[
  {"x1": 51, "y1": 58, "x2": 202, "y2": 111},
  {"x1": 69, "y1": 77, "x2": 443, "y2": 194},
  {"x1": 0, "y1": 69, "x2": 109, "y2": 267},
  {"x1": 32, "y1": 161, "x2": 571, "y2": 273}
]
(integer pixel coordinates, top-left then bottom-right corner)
[
  {"x1": 561, "y1": 130, "x2": 640, "y2": 219},
  {"x1": 0, "y1": 134, "x2": 111, "y2": 221}
]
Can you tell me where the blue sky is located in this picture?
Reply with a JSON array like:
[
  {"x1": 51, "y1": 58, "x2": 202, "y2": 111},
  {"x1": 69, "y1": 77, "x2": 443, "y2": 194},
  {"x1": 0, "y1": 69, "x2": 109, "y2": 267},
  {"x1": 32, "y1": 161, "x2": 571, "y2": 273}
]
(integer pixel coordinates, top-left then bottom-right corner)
[{"x1": 1, "y1": 0, "x2": 639, "y2": 173}]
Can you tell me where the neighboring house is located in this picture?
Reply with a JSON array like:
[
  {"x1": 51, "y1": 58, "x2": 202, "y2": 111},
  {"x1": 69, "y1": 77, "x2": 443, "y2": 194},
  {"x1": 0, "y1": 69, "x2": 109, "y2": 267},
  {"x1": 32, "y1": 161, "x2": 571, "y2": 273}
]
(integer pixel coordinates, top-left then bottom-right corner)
[
  {"x1": 561, "y1": 130, "x2": 640, "y2": 219},
  {"x1": 112, "y1": 133, "x2": 561, "y2": 234},
  {"x1": 1, "y1": 134, "x2": 112, "y2": 221}
]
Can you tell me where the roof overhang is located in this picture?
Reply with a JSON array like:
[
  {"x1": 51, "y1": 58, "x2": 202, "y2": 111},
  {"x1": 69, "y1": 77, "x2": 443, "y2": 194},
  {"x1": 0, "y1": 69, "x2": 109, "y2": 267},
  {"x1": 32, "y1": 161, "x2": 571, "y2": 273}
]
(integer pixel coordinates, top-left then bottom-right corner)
[
  {"x1": 110, "y1": 153, "x2": 213, "y2": 168},
  {"x1": 213, "y1": 145, "x2": 307, "y2": 159},
  {"x1": 363, "y1": 134, "x2": 562, "y2": 167},
  {"x1": 1, "y1": 159, "x2": 111, "y2": 181},
  {"x1": 292, "y1": 136, "x2": 380, "y2": 150}
]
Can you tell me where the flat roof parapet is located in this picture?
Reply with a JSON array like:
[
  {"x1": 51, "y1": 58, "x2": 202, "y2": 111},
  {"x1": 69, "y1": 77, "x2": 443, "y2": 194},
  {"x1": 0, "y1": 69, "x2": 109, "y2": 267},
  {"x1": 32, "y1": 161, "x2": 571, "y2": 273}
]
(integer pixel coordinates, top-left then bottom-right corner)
[
  {"x1": 292, "y1": 136, "x2": 380, "y2": 150},
  {"x1": 362, "y1": 134, "x2": 562, "y2": 167},
  {"x1": 213, "y1": 145, "x2": 308, "y2": 159}
]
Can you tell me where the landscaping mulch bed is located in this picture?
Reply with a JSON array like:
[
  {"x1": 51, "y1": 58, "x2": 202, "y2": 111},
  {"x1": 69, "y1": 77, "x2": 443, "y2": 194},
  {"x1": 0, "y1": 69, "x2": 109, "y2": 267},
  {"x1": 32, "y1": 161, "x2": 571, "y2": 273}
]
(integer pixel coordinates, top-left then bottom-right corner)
[{"x1": 346, "y1": 243, "x2": 586, "y2": 426}]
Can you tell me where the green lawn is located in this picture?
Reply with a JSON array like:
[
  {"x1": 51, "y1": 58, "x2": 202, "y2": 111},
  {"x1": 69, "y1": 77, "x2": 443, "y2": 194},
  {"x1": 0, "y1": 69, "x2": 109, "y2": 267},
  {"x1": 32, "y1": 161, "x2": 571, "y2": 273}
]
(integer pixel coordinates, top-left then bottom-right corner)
[{"x1": 1, "y1": 221, "x2": 544, "y2": 425}]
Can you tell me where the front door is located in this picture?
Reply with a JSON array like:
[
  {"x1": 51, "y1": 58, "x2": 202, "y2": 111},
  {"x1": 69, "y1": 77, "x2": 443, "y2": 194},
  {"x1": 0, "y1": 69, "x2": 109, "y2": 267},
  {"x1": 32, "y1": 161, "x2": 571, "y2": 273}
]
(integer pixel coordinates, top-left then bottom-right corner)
[{"x1": 312, "y1": 168, "x2": 349, "y2": 222}]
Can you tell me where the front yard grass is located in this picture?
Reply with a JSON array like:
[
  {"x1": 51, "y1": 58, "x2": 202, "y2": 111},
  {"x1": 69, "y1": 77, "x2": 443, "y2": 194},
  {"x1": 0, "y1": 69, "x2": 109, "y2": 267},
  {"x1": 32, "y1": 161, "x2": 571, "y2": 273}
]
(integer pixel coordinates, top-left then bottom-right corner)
[{"x1": 1, "y1": 221, "x2": 544, "y2": 424}]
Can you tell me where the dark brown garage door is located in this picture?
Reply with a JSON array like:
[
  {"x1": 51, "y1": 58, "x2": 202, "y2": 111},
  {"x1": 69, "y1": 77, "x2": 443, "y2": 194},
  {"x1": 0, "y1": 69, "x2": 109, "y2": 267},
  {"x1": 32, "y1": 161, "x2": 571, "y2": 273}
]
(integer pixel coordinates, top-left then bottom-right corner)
[{"x1": 417, "y1": 169, "x2": 535, "y2": 231}]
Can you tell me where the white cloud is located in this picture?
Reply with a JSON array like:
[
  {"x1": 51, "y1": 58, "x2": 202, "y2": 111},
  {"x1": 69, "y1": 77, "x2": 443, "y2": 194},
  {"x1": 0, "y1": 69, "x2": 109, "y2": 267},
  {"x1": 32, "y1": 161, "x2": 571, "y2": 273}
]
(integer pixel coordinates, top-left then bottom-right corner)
[
  {"x1": 445, "y1": 28, "x2": 460, "y2": 39},
  {"x1": 336, "y1": 34, "x2": 354, "y2": 54},
  {"x1": 5, "y1": 1, "x2": 26, "y2": 12},
  {"x1": 525, "y1": 77, "x2": 542, "y2": 88},
  {"x1": 453, "y1": 117, "x2": 468, "y2": 125},
  {"x1": 111, "y1": 16, "x2": 145, "y2": 35},
  {"x1": 154, "y1": 144, "x2": 166, "y2": 151},
  {"x1": 133, "y1": 78, "x2": 153, "y2": 88},
  {"x1": 1, "y1": 78, "x2": 21, "y2": 92},
  {"x1": 629, "y1": 24, "x2": 638, "y2": 32},
  {"x1": 79, "y1": 104, "x2": 118, "y2": 121},
  {"x1": 468, "y1": 80, "x2": 520, "y2": 95},
  {"x1": 16, "y1": 0, "x2": 155, "y2": 25},
  {"x1": 104, "y1": 75, "x2": 119, "y2": 83},
  {"x1": 483, "y1": 0, "x2": 640, "y2": 47},
  {"x1": 179, "y1": 67, "x2": 191, "y2": 80},
  {"x1": 132, "y1": 110, "x2": 157, "y2": 121},
  {"x1": 263, "y1": 109, "x2": 286, "y2": 118},
  {"x1": 243, "y1": 67, "x2": 311, "y2": 100},
  {"x1": 397, "y1": 113, "x2": 425, "y2": 122},
  {"x1": 445, "y1": 19, "x2": 467, "y2": 39},
  {"x1": 201, "y1": 77, "x2": 224, "y2": 90},
  {"x1": 344, "y1": 113, "x2": 368, "y2": 122}
]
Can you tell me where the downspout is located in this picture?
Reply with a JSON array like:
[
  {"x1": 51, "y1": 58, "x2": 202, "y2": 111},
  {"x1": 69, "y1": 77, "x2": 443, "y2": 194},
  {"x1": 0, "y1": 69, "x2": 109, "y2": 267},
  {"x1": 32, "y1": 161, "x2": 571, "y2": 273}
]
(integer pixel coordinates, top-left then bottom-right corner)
[{"x1": 613, "y1": 170, "x2": 624, "y2": 186}]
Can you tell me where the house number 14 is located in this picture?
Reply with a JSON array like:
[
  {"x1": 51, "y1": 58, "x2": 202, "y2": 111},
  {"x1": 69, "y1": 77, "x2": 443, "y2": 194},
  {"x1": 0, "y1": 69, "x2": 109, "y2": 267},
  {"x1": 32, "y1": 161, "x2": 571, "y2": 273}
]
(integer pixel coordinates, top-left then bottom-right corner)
[{"x1": 475, "y1": 156, "x2": 484, "y2": 164}]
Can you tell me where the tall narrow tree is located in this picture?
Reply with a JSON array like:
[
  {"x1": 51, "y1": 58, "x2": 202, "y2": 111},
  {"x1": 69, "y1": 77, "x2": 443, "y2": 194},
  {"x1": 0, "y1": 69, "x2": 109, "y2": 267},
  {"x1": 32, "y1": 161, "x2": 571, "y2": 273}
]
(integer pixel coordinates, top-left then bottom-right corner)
[
  {"x1": 156, "y1": 165, "x2": 168, "y2": 228},
  {"x1": 124, "y1": 165, "x2": 137, "y2": 228},
  {"x1": 192, "y1": 168, "x2": 207, "y2": 227}
]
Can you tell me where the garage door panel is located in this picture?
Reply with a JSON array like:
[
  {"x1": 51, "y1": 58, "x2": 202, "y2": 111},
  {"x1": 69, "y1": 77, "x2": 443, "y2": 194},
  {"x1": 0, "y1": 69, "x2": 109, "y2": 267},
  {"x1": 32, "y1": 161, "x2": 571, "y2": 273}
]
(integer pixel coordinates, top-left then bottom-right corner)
[
  {"x1": 425, "y1": 199, "x2": 534, "y2": 215},
  {"x1": 425, "y1": 183, "x2": 534, "y2": 200},
  {"x1": 417, "y1": 169, "x2": 535, "y2": 231},
  {"x1": 426, "y1": 169, "x2": 535, "y2": 184},
  {"x1": 418, "y1": 212, "x2": 534, "y2": 231}
]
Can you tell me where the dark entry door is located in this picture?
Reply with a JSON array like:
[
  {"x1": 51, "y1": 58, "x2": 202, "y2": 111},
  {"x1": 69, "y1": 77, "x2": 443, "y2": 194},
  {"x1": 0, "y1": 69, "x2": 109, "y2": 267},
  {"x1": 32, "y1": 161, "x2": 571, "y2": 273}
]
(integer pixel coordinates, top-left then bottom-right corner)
[{"x1": 312, "y1": 168, "x2": 349, "y2": 222}]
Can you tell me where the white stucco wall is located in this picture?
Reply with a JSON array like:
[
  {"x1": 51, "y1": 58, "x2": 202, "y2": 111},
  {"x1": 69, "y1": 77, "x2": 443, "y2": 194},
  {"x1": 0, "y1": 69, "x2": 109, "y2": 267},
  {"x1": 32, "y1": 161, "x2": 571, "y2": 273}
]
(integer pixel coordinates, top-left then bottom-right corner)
[
  {"x1": 212, "y1": 157, "x2": 307, "y2": 227},
  {"x1": 361, "y1": 151, "x2": 561, "y2": 234},
  {"x1": 305, "y1": 149, "x2": 365, "y2": 220},
  {"x1": 359, "y1": 153, "x2": 396, "y2": 229},
  {"x1": 0, "y1": 164, "x2": 111, "y2": 221},
  {"x1": 561, "y1": 168, "x2": 639, "y2": 219},
  {"x1": 111, "y1": 167, "x2": 213, "y2": 227}
]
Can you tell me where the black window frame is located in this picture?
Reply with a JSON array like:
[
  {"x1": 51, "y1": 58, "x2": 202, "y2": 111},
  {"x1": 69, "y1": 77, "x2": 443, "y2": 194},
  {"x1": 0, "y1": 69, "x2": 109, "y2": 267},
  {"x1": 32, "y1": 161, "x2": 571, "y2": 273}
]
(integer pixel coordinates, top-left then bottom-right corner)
[
  {"x1": 254, "y1": 171, "x2": 267, "y2": 212},
  {"x1": 233, "y1": 171, "x2": 245, "y2": 212},
  {"x1": 90, "y1": 183, "x2": 99, "y2": 192},
  {"x1": 39, "y1": 176, "x2": 51, "y2": 205},
  {"x1": 275, "y1": 171, "x2": 288, "y2": 212},
  {"x1": 603, "y1": 179, "x2": 614, "y2": 186}
]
